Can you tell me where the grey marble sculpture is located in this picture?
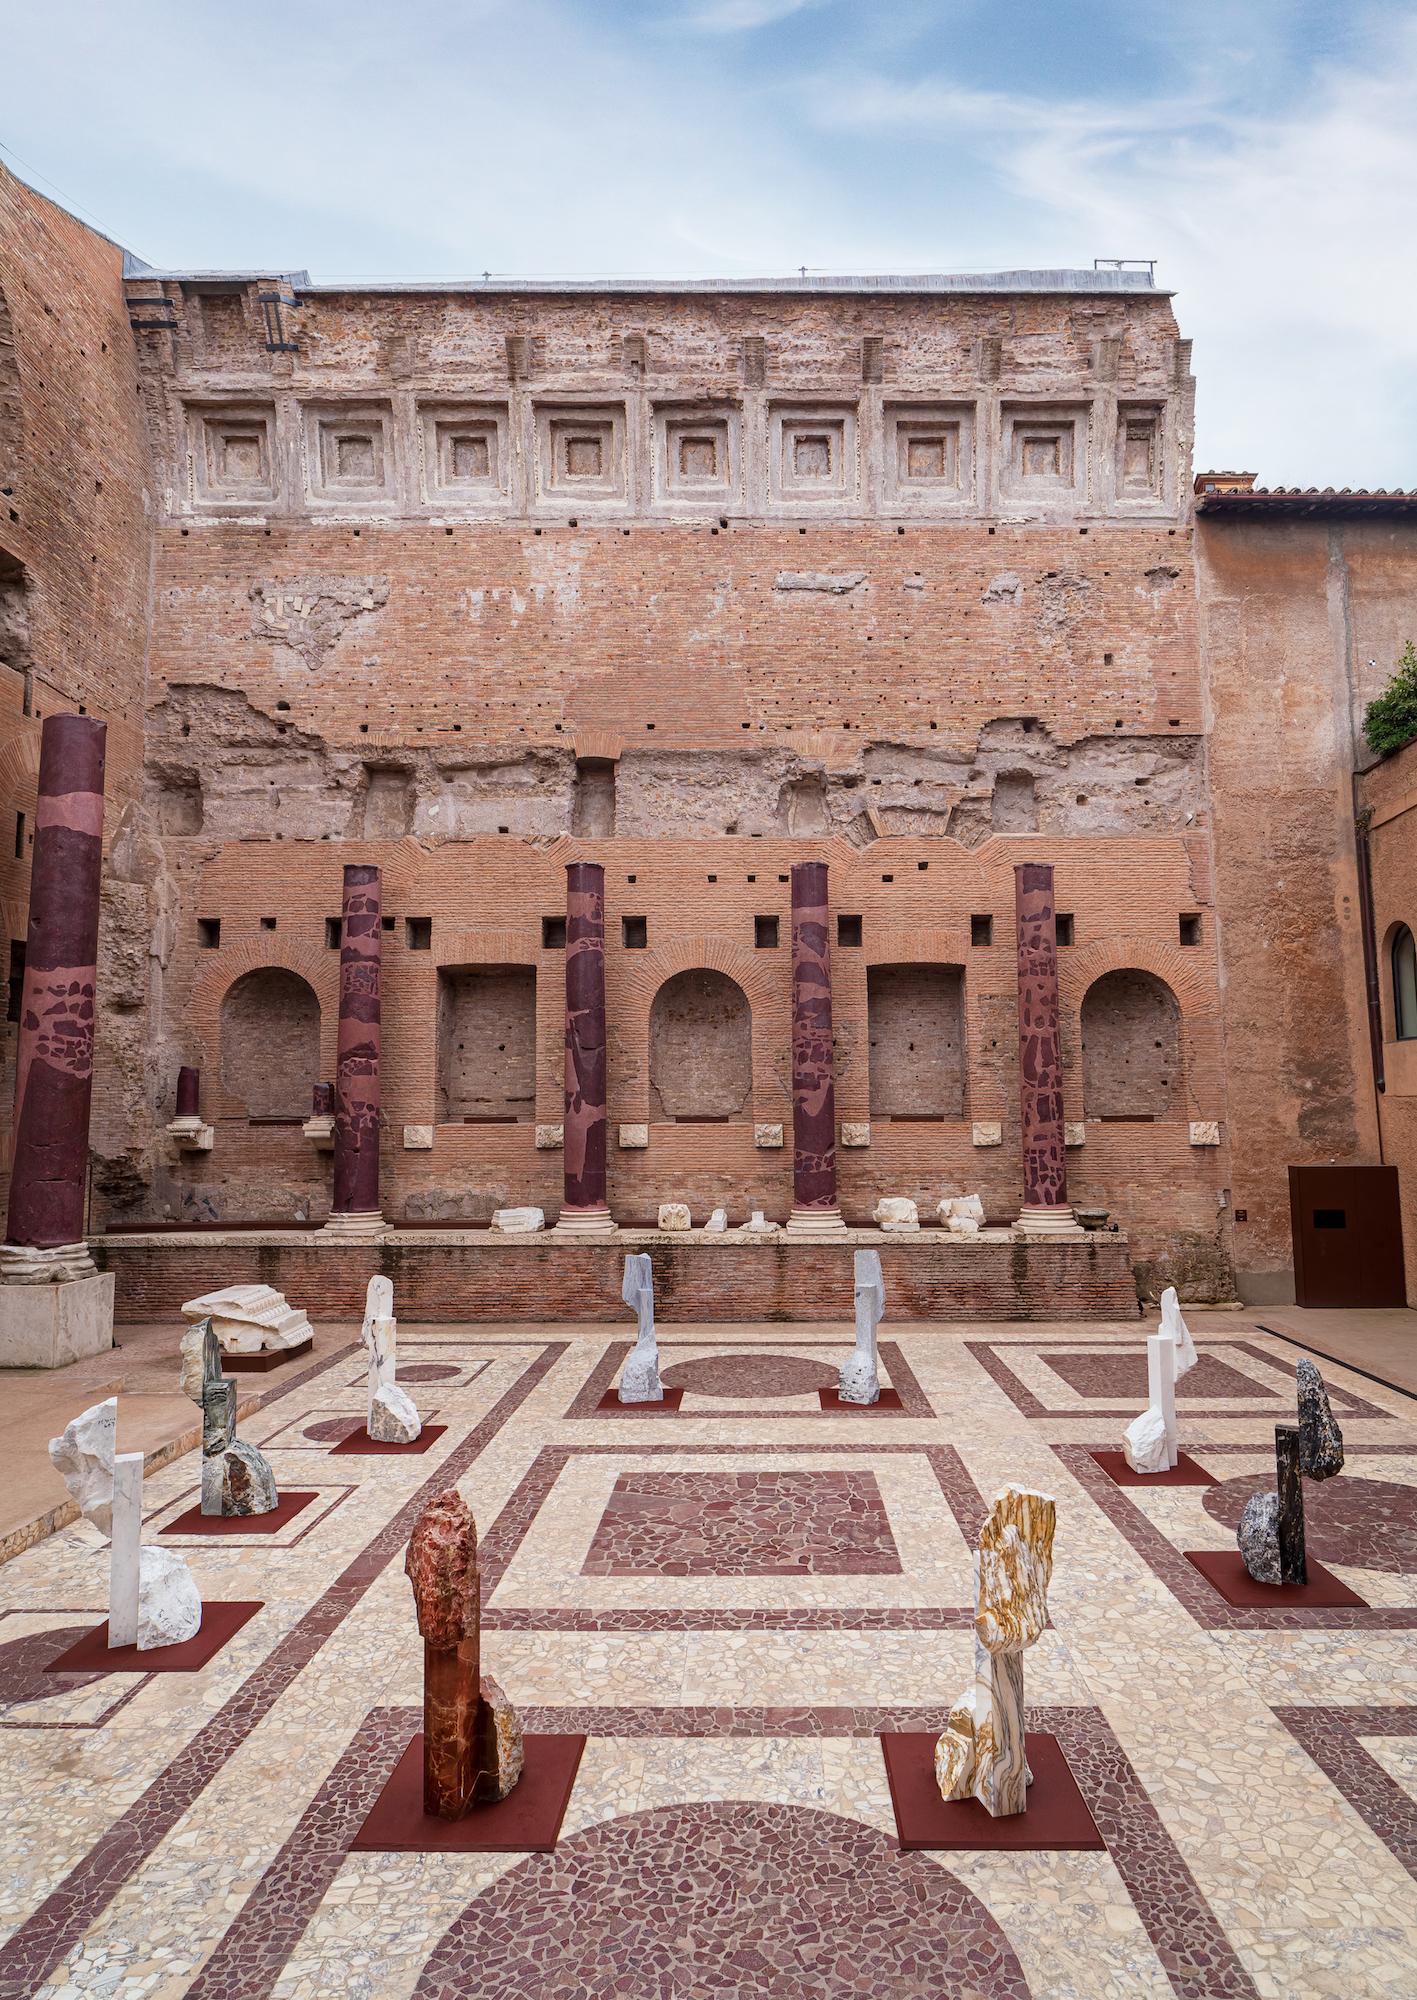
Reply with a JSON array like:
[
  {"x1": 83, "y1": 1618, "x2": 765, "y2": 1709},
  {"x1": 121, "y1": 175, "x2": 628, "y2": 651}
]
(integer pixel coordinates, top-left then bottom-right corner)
[
  {"x1": 184, "y1": 1318, "x2": 279, "y2": 1516},
  {"x1": 1237, "y1": 1358, "x2": 1344, "y2": 1585},
  {"x1": 618, "y1": 1253, "x2": 662, "y2": 1403}
]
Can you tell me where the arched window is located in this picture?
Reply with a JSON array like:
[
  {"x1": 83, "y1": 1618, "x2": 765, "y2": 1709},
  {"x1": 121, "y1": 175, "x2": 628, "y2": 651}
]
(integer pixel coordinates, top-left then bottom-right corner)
[
  {"x1": 1081, "y1": 969, "x2": 1181, "y2": 1119},
  {"x1": 436, "y1": 964, "x2": 537, "y2": 1121},
  {"x1": 220, "y1": 968, "x2": 320, "y2": 1119},
  {"x1": 867, "y1": 963, "x2": 965, "y2": 1117},
  {"x1": 649, "y1": 969, "x2": 752, "y2": 1121},
  {"x1": 1393, "y1": 925, "x2": 1417, "y2": 1041}
]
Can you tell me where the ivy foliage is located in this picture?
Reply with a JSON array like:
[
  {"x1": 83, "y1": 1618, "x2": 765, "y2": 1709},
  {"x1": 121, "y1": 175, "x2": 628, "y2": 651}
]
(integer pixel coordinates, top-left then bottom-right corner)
[{"x1": 1364, "y1": 641, "x2": 1417, "y2": 758}]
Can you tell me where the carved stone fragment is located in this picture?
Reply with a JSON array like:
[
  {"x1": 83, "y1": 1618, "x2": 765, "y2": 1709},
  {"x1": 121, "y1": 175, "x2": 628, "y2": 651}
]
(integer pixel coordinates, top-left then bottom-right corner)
[
  {"x1": 1297, "y1": 1357, "x2": 1344, "y2": 1480},
  {"x1": 619, "y1": 1252, "x2": 662, "y2": 1403},
  {"x1": 839, "y1": 1248, "x2": 884, "y2": 1405}
]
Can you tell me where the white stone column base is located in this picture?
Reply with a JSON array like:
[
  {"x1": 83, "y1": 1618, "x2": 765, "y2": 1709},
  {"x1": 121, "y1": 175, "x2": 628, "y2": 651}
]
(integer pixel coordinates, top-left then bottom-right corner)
[
  {"x1": 785, "y1": 1206, "x2": 848, "y2": 1237},
  {"x1": 0, "y1": 1240, "x2": 98, "y2": 1284},
  {"x1": 1013, "y1": 1204, "x2": 1085, "y2": 1239},
  {"x1": 552, "y1": 1207, "x2": 617, "y2": 1237},
  {"x1": 318, "y1": 1210, "x2": 387, "y2": 1243}
]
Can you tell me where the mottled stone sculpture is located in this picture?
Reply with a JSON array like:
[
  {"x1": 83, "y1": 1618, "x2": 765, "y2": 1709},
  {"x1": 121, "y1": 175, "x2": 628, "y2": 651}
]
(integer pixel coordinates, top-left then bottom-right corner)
[
  {"x1": 1237, "y1": 1359, "x2": 1345, "y2": 1585},
  {"x1": 558, "y1": 861, "x2": 613, "y2": 1234},
  {"x1": 936, "y1": 1485, "x2": 1056, "y2": 1817},
  {"x1": 619, "y1": 1252, "x2": 662, "y2": 1403},
  {"x1": 325, "y1": 863, "x2": 384, "y2": 1238},
  {"x1": 182, "y1": 1319, "x2": 279, "y2": 1515},
  {"x1": 1013, "y1": 864, "x2": 1076, "y2": 1235},
  {"x1": 1123, "y1": 1285, "x2": 1199, "y2": 1473},
  {"x1": 3, "y1": 715, "x2": 107, "y2": 1283},
  {"x1": 49, "y1": 1396, "x2": 201, "y2": 1650},
  {"x1": 361, "y1": 1274, "x2": 422, "y2": 1442},
  {"x1": 786, "y1": 861, "x2": 845, "y2": 1234},
  {"x1": 839, "y1": 1249, "x2": 884, "y2": 1405},
  {"x1": 405, "y1": 1490, "x2": 524, "y2": 1817}
]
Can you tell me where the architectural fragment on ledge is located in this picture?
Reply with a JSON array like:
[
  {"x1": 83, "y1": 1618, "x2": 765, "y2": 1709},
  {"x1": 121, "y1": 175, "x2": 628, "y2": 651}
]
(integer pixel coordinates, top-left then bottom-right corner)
[
  {"x1": 167, "y1": 1065, "x2": 214, "y2": 1152},
  {"x1": 303, "y1": 1082, "x2": 336, "y2": 1150}
]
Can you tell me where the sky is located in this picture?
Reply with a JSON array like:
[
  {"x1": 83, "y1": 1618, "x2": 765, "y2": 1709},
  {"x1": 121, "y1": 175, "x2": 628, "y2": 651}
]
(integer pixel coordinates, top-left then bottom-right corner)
[{"x1": 4, "y1": 0, "x2": 1416, "y2": 485}]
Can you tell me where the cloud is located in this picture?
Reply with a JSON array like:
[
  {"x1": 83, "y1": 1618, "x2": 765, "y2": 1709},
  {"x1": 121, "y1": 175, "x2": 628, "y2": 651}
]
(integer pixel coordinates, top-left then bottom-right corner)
[{"x1": 680, "y1": 0, "x2": 824, "y2": 29}]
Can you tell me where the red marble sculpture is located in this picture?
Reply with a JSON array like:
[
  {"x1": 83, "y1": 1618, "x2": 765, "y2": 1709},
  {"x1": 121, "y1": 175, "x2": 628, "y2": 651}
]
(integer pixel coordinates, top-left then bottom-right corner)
[
  {"x1": 562, "y1": 861, "x2": 609, "y2": 1219},
  {"x1": 332, "y1": 864, "x2": 382, "y2": 1216},
  {"x1": 175, "y1": 1066, "x2": 200, "y2": 1119},
  {"x1": 1014, "y1": 862, "x2": 1070, "y2": 1215},
  {"x1": 6, "y1": 714, "x2": 107, "y2": 1252},
  {"x1": 405, "y1": 1489, "x2": 523, "y2": 1817},
  {"x1": 790, "y1": 861, "x2": 839, "y2": 1215}
]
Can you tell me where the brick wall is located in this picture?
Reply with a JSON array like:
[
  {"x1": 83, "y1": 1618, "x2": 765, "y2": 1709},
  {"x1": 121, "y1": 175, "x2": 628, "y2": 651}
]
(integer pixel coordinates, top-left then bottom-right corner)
[{"x1": 1360, "y1": 733, "x2": 1417, "y2": 1301}]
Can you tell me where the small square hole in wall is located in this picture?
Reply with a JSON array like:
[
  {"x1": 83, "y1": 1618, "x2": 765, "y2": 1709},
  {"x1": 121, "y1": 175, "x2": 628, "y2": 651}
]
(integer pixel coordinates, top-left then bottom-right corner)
[
  {"x1": 971, "y1": 914, "x2": 993, "y2": 947},
  {"x1": 381, "y1": 915, "x2": 395, "y2": 933},
  {"x1": 406, "y1": 917, "x2": 432, "y2": 950},
  {"x1": 623, "y1": 915, "x2": 648, "y2": 949},
  {"x1": 325, "y1": 917, "x2": 342, "y2": 949},
  {"x1": 837, "y1": 914, "x2": 863, "y2": 948},
  {"x1": 1056, "y1": 913, "x2": 1075, "y2": 946},
  {"x1": 197, "y1": 918, "x2": 221, "y2": 949},
  {"x1": 542, "y1": 916, "x2": 567, "y2": 950},
  {"x1": 755, "y1": 915, "x2": 779, "y2": 949},
  {"x1": 1179, "y1": 913, "x2": 1202, "y2": 946},
  {"x1": 260, "y1": 916, "x2": 277, "y2": 932}
]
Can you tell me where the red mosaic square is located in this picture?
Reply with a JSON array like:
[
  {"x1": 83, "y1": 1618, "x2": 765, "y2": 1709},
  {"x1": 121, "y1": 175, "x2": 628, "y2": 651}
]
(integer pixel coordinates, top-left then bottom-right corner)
[
  {"x1": 1043, "y1": 1351, "x2": 1270, "y2": 1399},
  {"x1": 582, "y1": 1469, "x2": 902, "y2": 1577}
]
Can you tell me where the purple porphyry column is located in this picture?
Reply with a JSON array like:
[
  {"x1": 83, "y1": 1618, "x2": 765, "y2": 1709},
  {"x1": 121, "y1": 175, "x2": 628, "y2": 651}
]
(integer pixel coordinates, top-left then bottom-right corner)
[
  {"x1": 175, "y1": 1067, "x2": 200, "y2": 1120},
  {"x1": 557, "y1": 861, "x2": 612, "y2": 1232},
  {"x1": 327, "y1": 863, "x2": 384, "y2": 1234},
  {"x1": 1014, "y1": 862, "x2": 1076, "y2": 1234},
  {"x1": 3, "y1": 714, "x2": 107, "y2": 1280},
  {"x1": 786, "y1": 861, "x2": 844, "y2": 1234}
]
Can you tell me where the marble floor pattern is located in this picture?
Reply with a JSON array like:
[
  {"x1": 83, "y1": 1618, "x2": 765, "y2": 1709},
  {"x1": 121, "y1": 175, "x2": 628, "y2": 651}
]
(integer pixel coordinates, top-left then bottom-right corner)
[{"x1": 0, "y1": 1316, "x2": 1415, "y2": 1997}]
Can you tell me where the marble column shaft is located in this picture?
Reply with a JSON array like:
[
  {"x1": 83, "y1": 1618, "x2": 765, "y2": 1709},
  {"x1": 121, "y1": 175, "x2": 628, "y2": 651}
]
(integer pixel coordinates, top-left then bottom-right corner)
[
  {"x1": 1014, "y1": 862, "x2": 1069, "y2": 1213},
  {"x1": 1275, "y1": 1424, "x2": 1307, "y2": 1585},
  {"x1": 563, "y1": 861, "x2": 609, "y2": 1215},
  {"x1": 790, "y1": 861, "x2": 838, "y2": 1213},
  {"x1": 332, "y1": 865, "x2": 382, "y2": 1216},
  {"x1": 6, "y1": 714, "x2": 107, "y2": 1251}
]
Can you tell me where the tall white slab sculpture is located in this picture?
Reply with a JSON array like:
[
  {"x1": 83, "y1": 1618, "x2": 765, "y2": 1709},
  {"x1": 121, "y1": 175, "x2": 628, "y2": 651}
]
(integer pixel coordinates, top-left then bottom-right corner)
[
  {"x1": 839, "y1": 1249, "x2": 884, "y2": 1405},
  {"x1": 360, "y1": 1273, "x2": 422, "y2": 1443},
  {"x1": 618, "y1": 1252, "x2": 662, "y2": 1403},
  {"x1": 936, "y1": 1484, "x2": 1056, "y2": 1817},
  {"x1": 1122, "y1": 1285, "x2": 1198, "y2": 1472},
  {"x1": 49, "y1": 1396, "x2": 201, "y2": 1650}
]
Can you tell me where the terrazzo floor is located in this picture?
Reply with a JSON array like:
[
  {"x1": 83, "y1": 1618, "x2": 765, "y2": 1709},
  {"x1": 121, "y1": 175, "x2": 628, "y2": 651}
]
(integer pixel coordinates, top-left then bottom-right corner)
[{"x1": 1, "y1": 1312, "x2": 1415, "y2": 1998}]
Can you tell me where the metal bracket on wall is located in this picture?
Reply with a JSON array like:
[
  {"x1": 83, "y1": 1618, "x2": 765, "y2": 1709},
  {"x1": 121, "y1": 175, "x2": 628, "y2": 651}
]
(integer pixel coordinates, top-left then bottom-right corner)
[
  {"x1": 126, "y1": 297, "x2": 179, "y2": 334},
  {"x1": 258, "y1": 289, "x2": 303, "y2": 353}
]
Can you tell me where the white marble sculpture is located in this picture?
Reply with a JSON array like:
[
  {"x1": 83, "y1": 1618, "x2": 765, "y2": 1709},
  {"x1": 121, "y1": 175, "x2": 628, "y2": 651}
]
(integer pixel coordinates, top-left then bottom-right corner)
[
  {"x1": 838, "y1": 1248, "x2": 884, "y2": 1405},
  {"x1": 491, "y1": 1207, "x2": 546, "y2": 1233},
  {"x1": 618, "y1": 1253, "x2": 662, "y2": 1403},
  {"x1": 180, "y1": 1284, "x2": 313, "y2": 1356},
  {"x1": 939, "y1": 1193, "x2": 986, "y2": 1236},
  {"x1": 743, "y1": 1210, "x2": 780, "y2": 1234},
  {"x1": 49, "y1": 1397, "x2": 201, "y2": 1651},
  {"x1": 935, "y1": 1485, "x2": 1055, "y2": 1817},
  {"x1": 874, "y1": 1196, "x2": 920, "y2": 1233},
  {"x1": 657, "y1": 1202, "x2": 692, "y2": 1231},
  {"x1": 703, "y1": 1207, "x2": 728, "y2": 1233},
  {"x1": 360, "y1": 1274, "x2": 422, "y2": 1443},
  {"x1": 1122, "y1": 1285, "x2": 1198, "y2": 1473}
]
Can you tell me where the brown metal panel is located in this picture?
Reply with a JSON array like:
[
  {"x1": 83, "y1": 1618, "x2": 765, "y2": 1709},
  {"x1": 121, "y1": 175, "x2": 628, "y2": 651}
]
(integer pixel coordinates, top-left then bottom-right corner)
[{"x1": 1288, "y1": 1165, "x2": 1406, "y2": 1308}]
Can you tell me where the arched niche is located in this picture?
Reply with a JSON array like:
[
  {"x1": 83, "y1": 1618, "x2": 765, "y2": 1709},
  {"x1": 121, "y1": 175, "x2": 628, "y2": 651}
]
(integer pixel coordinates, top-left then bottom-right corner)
[
  {"x1": 220, "y1": 967, "x2": 321, "y2": 1119},
  {"x1": 649, "y1": 968, "x2": 752, "y2": 1121},
  {"x1": 1081, "y1": 967, "x2": 1181, "y2": 1119}
]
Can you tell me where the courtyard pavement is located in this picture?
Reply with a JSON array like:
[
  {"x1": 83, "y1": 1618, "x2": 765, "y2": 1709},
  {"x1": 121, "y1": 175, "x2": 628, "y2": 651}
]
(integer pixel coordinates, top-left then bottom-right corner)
[{"x1": 0, "y1": 1313, "x2": 1414, "y2": 1995}]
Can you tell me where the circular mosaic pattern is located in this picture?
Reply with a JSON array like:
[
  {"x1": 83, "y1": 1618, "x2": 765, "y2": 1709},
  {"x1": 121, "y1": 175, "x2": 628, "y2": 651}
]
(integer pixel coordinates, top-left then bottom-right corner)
[
  {"x1": 302, "y1": 1417, "x2": 365, "y2": 1444},
  {"x1": 397, "y1": 1363, "x2": 461, "y2": 1383},
  {"x1": 415, "y1": 1800, "x2": 1031, "y2": 1999},
  {"x1": 1203, "y1": 1474, "x2": 1417, "y2": 1573},
  {"x1": 0, "y1": 1627, "x2": 104, "y2": 1707},
  {"x1": 659, "y1": 1353, "x2": 839, "y2": 1399}
]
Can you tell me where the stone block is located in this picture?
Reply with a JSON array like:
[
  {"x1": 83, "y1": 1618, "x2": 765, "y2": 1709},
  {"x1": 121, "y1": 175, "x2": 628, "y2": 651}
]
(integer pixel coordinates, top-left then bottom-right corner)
[
  {"x1": 535, "y1": 1123, "x2": 564, "y2": 1150},
  {"x1": 840, "y1": 1122, "x2": 871, "y2": 1148},
  {"x1": 657, "y1": 1202, "x2": 692, "y2": 1231},
  {"x1": 972, "y1": 1122, "x2": 1003, "y2": 1148},
  {"x1": 0, "y1": 1273, "x2": 115, "y2": 1368},
  {"x1": 755, "y1": 1123, "x2": 784, "y2": 1148},
  {"x1": 1064, "y1": 1123, "x2": 1086, "y2": 1148},
  {"x1": 618, "y1": 1124, "x2": 649, "y2": 1149},
  {"x1": 1189, "y1": 1121, "x2": 1221, "y2": 1147},
  {"x1": 403, "y1": 1125, "x2": 434, "y2": 1150}
]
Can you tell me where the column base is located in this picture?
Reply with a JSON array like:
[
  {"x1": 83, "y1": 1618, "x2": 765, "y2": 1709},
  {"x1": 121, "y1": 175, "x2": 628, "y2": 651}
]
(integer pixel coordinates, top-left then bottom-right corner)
[
  {"x1": 0, "y1": 1240, "x2": 98, "y2": 1284},
  {"x1": 1013, "y1": 1204, "x2": 1085, "y2": 1239},
  {"x1": 0, "y1": 1270, "x2": 114, "y2": 1366},
  {"x1": 784, "y1": 1206, "x2": 848, "y2": 1237},
  {"x1": 552, "y1": 1207, "x2": 617, "y2": 1238},
  {"x1": 318, "y1": 1210, "x2": 387, "y2": 1243}
]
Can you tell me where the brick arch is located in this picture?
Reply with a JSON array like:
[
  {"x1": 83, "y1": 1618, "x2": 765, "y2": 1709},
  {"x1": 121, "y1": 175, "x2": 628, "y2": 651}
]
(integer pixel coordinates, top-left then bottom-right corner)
[
  {"x1": 1059, "y1": 936, "x2": 1214, "y2": 1018},
  {"x1": 189, "y1": 940, "x2": 338, "y2": 1084},
  {"x1": 619, "y1": 936, "x2": 779, "y2": 1015}
]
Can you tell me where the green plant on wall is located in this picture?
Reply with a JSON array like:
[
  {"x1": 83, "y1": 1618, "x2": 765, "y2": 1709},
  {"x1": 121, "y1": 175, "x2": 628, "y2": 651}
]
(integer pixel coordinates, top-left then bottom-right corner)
[{"x1": 1365, "y1": 640, "x2": 1417, "y2": 757}]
